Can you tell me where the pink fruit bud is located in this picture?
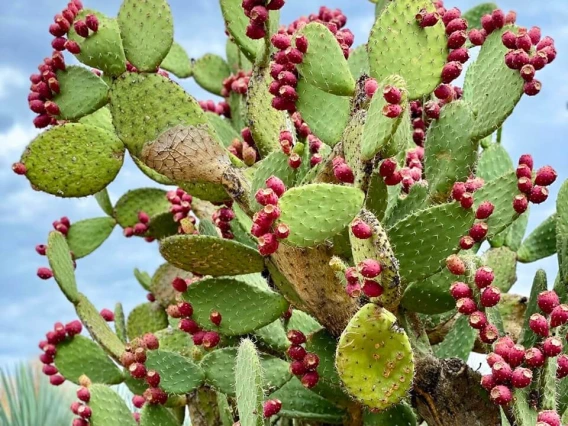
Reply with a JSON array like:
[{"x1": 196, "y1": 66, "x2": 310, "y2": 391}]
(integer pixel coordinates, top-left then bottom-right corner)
[
  {"x1": 481, "y1": 286, "x2": 501, "y2": 307},
  {"x1": 358, "y1": 259, "x2": 382, "y2": 278},
  {"x1": 351, "y1": 218, "x2": 372, "y2": 239},
  {"x1": 534, "y1": 165, "x2": 557, "y2": 186},
  {"x1": 295, "y1": 35, "x2": 308, "y2": 53},
  {"x1": 143, "y1": 333, "x2": 159, "y2": 350},
  {"x1": 557, "y1": 354, "x2": 568, "y2": 379},
  {"x1": 271, "y1": 33, "x2": 290, "y2": 50},
  {"x1": 288, "y1": 153, "x2": 302, "y2": 169},
  {"x1": 468, "y1": 29, "x2": 486, "y2": 46},
  {"x1": 481, "y1": 374, "x2": 496, "y2": 391},
  {"x1": 382, "y1": 104, "x2": 403, "y2": 118},
  {"x1": 333, "y1": 163, "x2": 355, "y2": 184},
  {"x1": 516, "y1": 33, "x2": 532, "y2": 52},
  {"x1": 287, "y1": 345, "x2": 307, "y2": 361},
  {"x1": 178, "y1": 318, "x2": 200, "y2": 334},
  {"x1": 12, "y1": 162, "x2": 27, "y2": 175},
  {"x1": 287, "y1": 330, "x2": 306, "y2": 345},
  {"x1": 537, "y1": 411, "x2": 561, "y2": 426},
  {"x1": 383, "y1": 85, "x2": 402, "y2": 104},
  {"x1": 525, "y1": 347, "x2": 545, "y2": 367},
  {"x1": 286, "y1": 47, "x2": 304, "y2": 64},
  {"x1": 77, "y1": 387, "x2": 90, "y2": 402},
  {"x1": 263, "y1": 399, "x2": 282, "y2": 418},
  {"x1": 210, "y1": 311, "x2": 222, "y2": 326},
  {"x1": 501, "y1": 31, "x2": 517, "y2": 49},
  {"x1": 274, "y1": 223, "x2": 290, "y2": 240},
  {"x1": 45, "y1": 101, "x2": 60, "y2": 116},
  {"x1": 469, "y1": 311, "x2": 488, "y2": 329},
  {"x1": 447, "y1": 31, "x2": 467, "y2": 49},
  {"x1": 459, "y1": 235, "x2": 475, "y2": 250},
  {"x1": 379, "y1": 158, "x2": 398, "y2": 178},
  {"x1": 492, "y1": 9, "x2": 505, "y2": 28},
  {"x1": 54, "y1": 14, "x2": 71, "y2": 33},
  {"x1": 513, "y1": 194, "x2": 529, "y2": 214},
  {"x1": 480, "y1": 14, "x2": 495, "y2": 34},
  {"x1": 460, "y1": 192, "x2": 474, "y2": 209},
  {"x1": 265, "y1": 176, "x2": 286, "y2": 197},
  {"x1": 65, "y1": 320, "x2": 82, "y2": 337},
  {"x1": 86, "y1": 14, "x2": 99, "y2": 32},
  {"x1": 529, "y1": 313, "x2": 549, "y2": 337},
  {"x1": 523, "y1": 79, "x2": 542, "y2": 96},
  {"x1": 441, "y1": 62, "x2": 463, "y2": 84},
  {"x1": 303, "y1": 353, "x2": 320, "y2": 371},
  {"x1": 171, "y1": 277, "x2": 188, "y2": 292},
  {"x1": 362, "y1": 280, "x2": 383, "y2": 298},
  {"x1": 202, "y1": 331, "x2": 221, "y2": 349},
  {"x1": 301, "y1": 371, "x2": 319, "y2": 388},
  {"x1": 384, "y1": 171, "x2": 402, "y2": 186},
  {"x1": 450, "y1": 282, "x2": 472, "y2": 300},
  {"x1": 550, "y1": 304, "x2": 568, "y2": 328},
  {"x1": 255, "y1": 188, "x2": 279, "y2": 206},
  {"x1": 177, "y1": 301, "x2": 193, "y2": 317},
  {"x1": 246, "y1": 22, "x2": 266, "y2": 39},
  {"x1": 74, "y1": 20, "x2": 89, "y2": 38},
  {"x1": 132, "y1": 395, "x2": 145, "y2": 409},
  {"x1": 537, "y1": 290, "x2": 560, "y2": 314},
  {"x1": 446, "y1": 254, "x2": 466, "y2": 275},
  {"x1": 530, "y1": 185, "x2": 549, "y2": 204},
  {"x1": 487, "y1": 352, "x2": 505, "y2": 368},
  {"x1": 424, "y1": 101, "x2": 441, "y2": 119},
  {"x1": 490, "y1": 385, "x2": 512, "y2": 405},
  {"x1": 511, "y1": 367, "x2": 532, "y2": 388},
  {"x1": 492, "y1": 360, "x2": 513, "y2": 383},
  {"x1": 469, "y1": 222, "x2": 488, "y2": 242},
  {"x1": 543, "y1": 337, "x2": 563, "y2": 357},
  {"x1": 442, "y1": 8, "x2": 461, "y2": 26},
  {"x1": 456, "y1": 298, "x2": 477, "y2": 315},
  {"x1": 416, "y1": 9, "x2": 439, "y2": 27},
  {"x1": 507, "y1": 344, "x2": 526, "y2": 368},
  {"x1": 476, "y1": 201, "x2": 494, "y2": 219},
  {"x1": 65, "y1": 40, "x2": 81, "y2": 54},
  {"x1": 445, "y1": 18, "x2": 467, "y2": 35},
  {"x1": 42, "y1": 364, "x2": 58, "y2": 376},
  {"x1": 517, "y1": 177, "x2": 533, "y2": 194},
  {"x1": 129, "y1": 362, "x2": 147, "y2": 379},
  {"x1": 451, "y1": 182, "x2": 467, "y2": 201},
  {"x1": 37, "y1": 267, "x2": 53, "y2": 280},
  {"x1": 143, "y1": 387, "x2": 168, "y2": 405},
  {"x1": 480, "y1": 324, "x2": 499, "y2": 344},
  {"x1": 290, "y1": 360, "x2": 306, "y2": 376},
  {"x1": 531, "y1": 51, "x2": 548, "y2": 70}
]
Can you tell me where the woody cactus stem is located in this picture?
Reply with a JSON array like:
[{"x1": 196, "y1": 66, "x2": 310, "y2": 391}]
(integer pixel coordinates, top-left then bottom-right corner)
[{"x1": 13, "y1": 0, "x2": 567, "y2": 425}]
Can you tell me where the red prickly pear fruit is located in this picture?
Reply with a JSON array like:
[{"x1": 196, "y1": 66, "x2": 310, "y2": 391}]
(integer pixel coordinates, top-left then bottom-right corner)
[
  {"x1": 62, "y1": 8, "x2": 75, "y2": 23},
  {"x1": 384, "y1": 171, "x2": 402, "y2": 186},
  {"x1": 513, "y1": 194, "x2": 529, "y2": 214},
  {"x1": 120, "y1": 351, "x2": 136, "y2": 368},
  {"x1": 346, "y1": 282, "x2": 362, "y2": 298},
  {"x1": 469, "y1": 222, "x2": 488, "y2": 242},
  {"x1": 451, "y1": 182, "x2": 467, "y2": 201},
  {"x1": 537, "y1": 411, "x2": 561, "y2": 426},
  {"x1": 255, "y1": 188, "x2": 279, "y2": 206},
  {"x1": 383, "y1": 85, "x2": 402, "y2": 104},
  {"x1": 287, "y1": 330, "x2": 306, "y2": 345},
  {"x1": 192, "y1": 331, "x2": 206, "y2": 346},
  {"x1": 447, "y1": 31, "x2": 467, "y2": 49},
  {"x1": 241, "y1": 127, "x2": 254, "y2": 144},
  {"x1": 294, "y1": 35, "x2": 308, "y2": 53},
  {"x1": 434, "y1": 83, "x2": 453, "y2": 100},
  {"x1": 542, "y1": 337, "x2": 563, "y2": 357},
  {"x1": 202, "y1": 331, "x2": 220, "y2": 349},
  {"x1": 480, "y1": 324, "x2": 499, "y2": 344},
  {"x1": 143, "y1": 387, "x2": 168, "y2": 405},
  {"x1": 520, "y1": 64, "x2": 535, "y2": 82},
  {"x1": 246, "y1": 22, "x2": 266, "y2": 40},
  {"x1": 71, "y1": 402, "x2": 82, "y2": 415},
  {"x1": 279, "y1": 84, "x2": 298, "y2": 101},
  {"x1": 250, "y1": 5, "x2": 269, "y2": 24},
  {"x1": 480, "y1": 15, "x2": 495, "y2": 34},
  {"x1": 290, "y1": 360, "x2": 306, "y2": 376},
  {"x1": 480, "y1": 374, "x2": 496, "y2": 391},
  {"x1": 137, "y1": 211, "x2": 150, "y2": 224},
  {"x1": 475, "y1": 201, "x2": 494, "y2": 219},
  {"x1": 456, "y1": 298, "x2": 477, "y2": 315},
  {"x1": 301, "y1": 371, "x2": 319, "y2": 388},
  {"x1": 303, "y1": 353, "x2": 320, "y2": 371},
  {"x1": 54, "y1": 14, "x2": 71, "y2": 33},
  {"x1": 143, "y1": 333, "x2": 159, "y2": 350},
  {"x1": 65, "y1": 40, "x2": 81, "y2": 54},
  {"x1": 37, "y1": 267, "x2": 53, "y2": 280},
  {"x1": 210, "y1": 311, "x2": 222, "y2": 326},
  {"x1": 550, "y1": 305, "x2": 568, "y2": 328},
  {"x1": 516, "y1": 33, "x2": 532, "y2": 52},
  {"x1": 468, "y1": 29, "x2": 486, "y2": 46},
  {"x1": 424, "y1": 101, "x2": 441, "y2": 119},
  {"x1": 43, "y1": 344, "x2": 56, "y2": 356},
  {"x1": 492, "y1": 360, "x2": 513, "y2": 383},
  {"x1": 358, "y1": 259, "x2": 382, "y2": 279},
  {"x1": 460, "y1": 192, "x2": 474, "y2": 209},
  {"x1": 529, "y1": 313, "x2": 549, "y2": 337},
  {"x1": 487, "y1": 352, "x2": 505, "y2": 368},
  {"x1": 518, "y1": 154, "x2": 534, "y2": 169},
  {"x1": 416, "y1": 9, "x2": 439, "y2": 27},
  {"x1": 501, "y1": 31, "x2": 517, "y2": 49},
  {"x1": 288, "y1": 153, "x2": 302, "y2": 169},
  {"x1": 511, "y1": 367, "x2": 532, "y2": 388},
  {"x1": 480, "y1": 286, "x2": 501, "y2": 307},
  {"x1": 364, "y1": 78, "x2": 378, "y2": 98},
  {"x1": 263, "y1": 399, "x2": 283, "y2": 418},
  {"x1": 47, "y1": 78, "x2": 60, "y2": 94},
  {"x1": 379, "y1": 158, "x2": 398, "y2": 178},
  {"x1": 531, "y1": 51, "x2": 548, "y2": 70},
  {"x1": 167, "y1": 304, "x2": 182, "y2": 318},
  {"x1": 44, "y1": 101, "x2": 60, "y2": 116},
  {"x1": 258, "y1": 233, "x2": 279, "y2": 256},
  {"x1": 86, "y1": 14, "x2": 99, "y2": 32},
  {"x1": 557, "y1": 354, "x2": 568, "y2": 379},
  {"x1": 100, "y1": 309, "x2": 114, "y2": 322},
  {"x1": 39, "y1": 352, "x2": 55, "y2": 364},
  {"x1": 507, "y1": 345, "x2": 526, "y2": 368},
  {"x1": 49, "y1": 23, "x2": 67, "y2": 37},
  {"x1": 12, "y1": 162, "x2": 27, "y2": 175},
  {"x1": 286, "y1": 47, "x2": 304, "y2": 64},
  {"x1": 516, "y1": 164, "x2": 532, "y2": 179},
  {"x1": 287, "y1": 345, "x2": 307, "y2": 361},
  {"x1": 540, "y1": 45, "x2": 557, "y2": 64},
  {"x1": 344, "y1": 267, "x2": 359, "y2": 285},
  {"x1": 275, "y1": 223, "x2": 290, "y2": 240},
  {"x1": 491, "y1": 9, "x2": 505, "y2": 28},
  {"x1": 442, "y1": 8, "x2": 461, "y2": 26},
  {"x1": 132, "y1": 395, "x2": 145, "y2": 408},
  {"x1": 536, "y1": 36, "x2": 555, "y2": 51},
  {"x1": 50, "y1": 374, "x2": 66, "y2": 386},
  {"x1": 333, "y1": 163, "x2": 355, "y2": 184},
  {"x1": 77, "y1": 387, "x2": 90, "y2": 402},
  {"x1": 42, "y1": 364, "x2": 58, "y2": 375},
  {"x1": 266, "y1": 0, "x2": 285, "y2": 10},
  {"x1": 459, "y1": 235, "x2": 475, "y2": 250},
  {"x1": 271, "y1": 33, "x2": 291, "y2": 50},
  {"x1": 362, "y1": 280, "x2": 383, "y2": 298},
  {"x1": 177, "y1": 301, "x2": 193, "y2": 317},
  {"x1": 351, "y1": 218, "x2": 372, "y2": 240},
  {"x1": 489, "y1": 385, "x2": 512, "y2": 405},
  {"x1": 523, "y1": 79, "x2": 542, "y2": 96},
  {"x1": 52, "y1": 36, "x2": 68, "y2": 51},
  {"x1": 450, "y1": 282, "x2": 472, "y2": 300},
  {"x1": 529, "y1": 186, "x2": 549, "y2": 204},
  {"x1": 446, "y1": 254, "x2": 466, "y2": 275},
  {"x1": 468, "y1": 311, "x2": 488, "y2": 329},
  {"x1": 278, "y1": 71, "x2": 298, "y2": 87},
  {"x1": 133, "y1": 347, "x2": 147, "y2": 363},
  {"x1": 517, "y1": 177, "x2": 533, "y2": 194},
  {"x1": 412, "y1": 128, "x2": 425, "y2": 146},
  {"x1": 493, "y1": 337, "x2": 513, "y2": 361},
  {"x1": 65, "y1": 320, "x2": 82, "y2": 337},
  {"x1": 29, "y1": 100, "x2": 46, "y2": 114},
  {"x1": 382, "y1": 104, "x2": 403, "y2": 118},
  {"x1": 123, "y1": 227, "x2": 134, "y2": 237},
  {"x1": 74, "y1": 20, "x2": 89, "y2": 38},
  {"x1": 537, "y1": 290, "x2": 560, "y2": 314},
  {"x1": 525, "y1": 347, "x2": 545, "y2": 367},
  {"x1": 171, "y1": 277, "x2": 188, "y2": 292},
  {"x1": 262, "y1": 204, "x2": 281, "y2": 221},
  {"x1": 445, "y1": 18, "x2": 467, "y2": 35},
  {"x1": 178, "y1": 318, "x2": 200, "y2": 334},
  {"x1": 535, "y1": 165, "x2": 557, "y2": 186}
]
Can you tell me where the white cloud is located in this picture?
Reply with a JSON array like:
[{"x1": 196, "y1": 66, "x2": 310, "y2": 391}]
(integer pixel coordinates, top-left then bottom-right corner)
[
  {"x1": 0, "y1": 66, "x2": 27, "y2": 100},
  {"x1": 0, "y1": 123, "x2": 39, "y2": 163}
]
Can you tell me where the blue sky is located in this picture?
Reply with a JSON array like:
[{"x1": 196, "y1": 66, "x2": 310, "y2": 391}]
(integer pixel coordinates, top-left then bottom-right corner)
[{"x1": 0, "y1": 0, "x2": 566, "y2": 367}]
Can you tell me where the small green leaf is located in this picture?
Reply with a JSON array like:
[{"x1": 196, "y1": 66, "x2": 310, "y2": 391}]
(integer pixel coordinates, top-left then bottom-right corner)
[
  {"x1": 161, "y1": 42, "x2": 192, "y2": 78},
  {"x1": 94, "y1": 188, "x2": 114, "y2": 216},
  {"x1": 193, "y1": 54, "x2": 231, "y2": 96},
  {"x1": 517, "y1": 214, "x2": 557, "y2": 263},
  {"x1": 126, "y1": 303, "x2": 168, "y2": 340},
  {"x1": 66, "y1": 217, "x2": 116, "y2": 259},
  {"x1": 46, "y1": 231, "x2": 79, "y2": 303}
]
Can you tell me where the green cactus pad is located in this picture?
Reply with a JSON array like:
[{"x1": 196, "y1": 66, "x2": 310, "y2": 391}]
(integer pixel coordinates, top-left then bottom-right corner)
[
  {"x1": 68, "y1": 10, "x2": 126, "y2": 77},
  {"x1": 66, "y1": 217, "x2": 116, "y2": 259},
  {"x1": 363, "y1": 402, "x2": 417, "y2": 426},
  {"x1": 117, "y1": 0, "x2": 173, "y2": 71},
  {"x1": 296, "y1": 79, "x2": 350, "y2": 147},
  {"x1": 21, "y1": 123, "x2": 124, "y2": 198},
  {"x1": 254, "y1": 319, "x2": 289, "y2": 352},
  {"x1": 518, "y1": 269, "x2": 547, "y2": 348},
  {"x1": 182, "y1": 276, "x2": 288, "y2": 336},
  {"x1": 198, "y1": 219, "x2": 219, "y2": 237},
  {"x1": 207, "y1": 113, "x2": 240, "y2": 148},
  {"x1": 114, "y1": 303, "x2": 127, "y2": 344},
  {"x1": 226, "y1": 38, "x2": 252, "y2": 73},
  {"x1": 277, "y1": 184, "x2": 365, "y2": 247},
  {"x1": 114, "y1": 188, "x2": 169, "y2": 229},
  {"x1": 401, "y1": 268, "x2": 456, "y2": 314},
  {"x1": 200, "y1": 348, "x2": 291, "y2": 396},
  {"x1": 385, "y1": 182, "x2": 429, "y2": 227},
  {"x1": 134, "y1": 268, "x2": 152, "y2": 291},
  {"x1": 463, "y1": 3, "x2": 499, "y2": 31},
  {"x1": 179, "y1": 181, "x2": 231, "y2": 204},
  {"x1": 464, "y1": 28, "x2": 524, "y2": 140},
  {"x1": 46, "y1": 231, "x2": 79, "y2": 303},
  {"x1": 500, "y1": 211, "x2": 529, "y2": 252},
  {"x1": 433, "y1": 315, "x2": 476, "y2": 361},
  {"x1": 54, "y1": 335, "x2": 123, "y2": 384},
  {"x1": 235, "y1": 339, "x2": 264, "y2": 426},
  {"x1": 296, "y1": 22, "x2": 356, "y2": 96},
  {"x1": 94, "y1": 188, "x2": 114, "y2": 216},
  {"x1": 385, "y1": 107, "x2": 413, "y2": 157},
  {"x1": 483, "y1": 247, "x2": 517, "y2": 292},
  {"x1": 131, "y1": 155, "x2": 175, "y2": 185},
  {"x1": 52, "y1": 66, "x2": 109, "y2": 120},
  {"x1": 154, "y1": 329, "x2": 193, "y2": 357},
  {"x1": 388, "y1": 202, "x2": 474, "y2": 283},
  {"x1": 145, "y1": 211, "x2": 177, "y2": 240},
  {"x1": 366, "y1": 171, "x2": 390, "y2": 221},
  {"x1": 558, "y1": 180, "x2": 568, "y2": 291},
  {"x1": 126, "y1": 302, "x2": 168, "y2": 340},
  {"x1": 220, "y1": 0, "x2": 262, "y2": 62},
  {"x1": 336, "y1": 304, "x2": 414, "y2": 410},
  {"x1": 477, "y1": 143, "x2": 514, "y2": 182},
  {"x1": 75, "y1": 293, "x2": 125, "y2": 360},
  {"x1": 80, "y1": 107, "x2": 115, "y2": 133},
  {"x1": 86, "y1": 384, "x2": 137, "y2": 426},
  {"x1": 348, "y1": 44, "x2": 370, "y2": 79},
  {"x1": 159, "y1": 235, "x2": 264, "y2": 276},
  {"x1": 150, "y1": 262, "x2": 193, "y2": 308},
  {"x1": 286, "y1": 310, "x2": 323, "y2": 335},
  {"x1": 250, "y1": 151, "x2": 298, "y2": 210},
  {"x1": 140, "y1": 405, "x2": 178, "y2": 426},
  {"x1": 424, "y1": 101, "x2": 476, "y2": 199},
  {"x1": 193, "y1": 54, "x2": 231, "y2": 96},
  {"x1": 368, "y1": 0, "x2": 447, "y2": 99},
  {"x1": 161, "y1": 42, "x2": 192, "y2": 78},
  {"x1": 269, "y1": 377, "x2": 345, "y2": 424},
  {"x1": 517, "y1": 214, "x2": 557, "y2": 263},
  {"x1": 145, "y1": 349, "x2": 204, "y2": 393},
  {"x1": 109, "y1": 72, "x2": 206, "y2": 157},
  {"x1": 246, "y1": 66, "x2": 286, "y2": 157}
]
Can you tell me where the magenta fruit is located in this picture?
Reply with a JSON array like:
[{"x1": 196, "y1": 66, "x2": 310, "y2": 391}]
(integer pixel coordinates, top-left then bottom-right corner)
[
  {"x1": 460, "y1": 192, "x2": 474, "y2": 209},
  {"x1": 210, "y1": 311, "x2": 222, "y2": 326},
  {"x1": 450, "y1": 282, "x2": 472, "y2": 300},
  {"x1": 530, "y1": 185, "x2": 549, "y2": 204},
  {"x1": 475, "y1": 201, "x2": 494, "y2": 219},
  {"x1": 480, "y1": 374, "x2": 496, "y2": 391},
  {"x1": 537, "y1": 290, "x2": 560, "y2": 314},
  {"x1": 513, "y1": 194, "x2": 529, "y2": 214},
  {"x1": 143, "y1": 333, "x2": 159, "y2": 350},
  {"x1": 265, "y1": 176, "x2": 286, "y2": 197},
  {"x1": 557, "y1": 354, "x2": 568, "y2": 379},
  {"x1": 74, "y1": 20, "x2": 89, "y2": 38},
  {"x1": 469, "y1": 222, "x2": 488, "y2": 242},
  {"x1": 255, "y1": 188, "x2": 279, "y2": 206},
  {"x1": 202, "y1": 331, "x2": 221, "y2": 349},
  {"x1": 300, "y1": 371, "x2": 319, "y2": 388},
  {"x1": 85, "y1": 14, "x2": 99, "y2": 32},
  {"x1": 529, "y1": 313, "x2": 549, "y2": 337},
  {"x1": 288, "y1": 153, "x2": 302, "y2": 169},
  {"x1": 263, "y1": 399, "x2": 282, "y2": 418},
  {"x1": 524, "y1": 79, "x2": 542, "y2": 96},
  {"x1": 517, "y1": 177, "x2": 533, "y2": 194},
  {"x1": 76, "y1": 387, "x2": 90, "y2": 402},
  {"x1": 65, "y1": 40, "x2": 81, "y2": 54},
  {"x1": 100, "y1": 309, "x2": 114, "y2": 322},
  {"x1": 358, "y1": 259, "x2": 382, "y2": 279},
  {"x1": 489, "y1": 385, "x2": 512, "y2": 405},
  {"x1": 456, "y1": 298, "x2": 477, "y2": 315},
  {"x1": 382, "y1": 103, "x2": 403, "y2": 118},
  {"x1": 525, "y1": 347, "x2": 545, "y2": 368},
  {"x1": 447, "y1": 31, "x2": 467, "y2": 49},
  {"x1": 468, "y1": 28, "x2": 486, "y2": 46},
  {"x1": 333, "y1": 162, "x2": 355, "y2": 184},
  {"x1": 451, "y1": 182, "x2": 467, "y2": 200},
  {"x1": 537, "y1": 411, "x2": 561, "y2": 426},
  {"x1": 480, "y1": 324, "x2": 499, "y2": 344},
  {"x1": 287, "y1": 345, "x2": 307, "y2": 361},
  {"x1": 65, "y1": 320, "x2": 82, "y2": 337},
  {"x1": 364, "y1": 78, "x2": 378, "y2": 98},
  {"x1": 501, "y1": 30, "x2": 517, "y2": 49},
  {"x1": 534, "y1": 165, "x2": 557, "y2": 186},
  {"x1": 511, "y1": 368, "x2": 532, "y2": 388},
  {"x1": 518, "y1": 153, "x2": 534, "y2": 168},
  {"x1": 362, "y1": 280, "x2": 383, "y2": 298},
  {"x1": 287, "y1": 330, "x2": 306, "y2": 345},
  {"x1": 468, "y1": 311, "x2": 488, "y2": 329},
  {"x1": 550, "y1": 304, "x2": 568, "y2": 328},
  {"x1": 383, "y1": 85, "x2": 402, "y2": 104},
  {"x1": 303, "y1": 353, "x2": 320, "y2": 371},
  {"x1": 178, "y1": 318, "x2": 200, "y2": 334},
  {"x1": 481, "y1": 286, "x2": 501, "y2": 307},
  {"x1": 486, "y1": 352, "x2": 505, "y2": 368},
  {"x1": 542, "y1": 337, "x2": 563, "y2": 357},
  {"x1": 491, "y1": 360, "x2": 512, "y2": 383},
  {"x1": 171, "y1": 277, "x2": 188, "y2": 292},
  {"x1": 459, "y1": 235, "x2": 475, "y2": 250},
  {"x1": 37, "y1": 267, "x2": 53, "y2": 280},
  {"x1": 446, "y1": 254, "x2": 466, "y2": 275},
  {"x1": 177, "y1": 301, "x2": 193, "y2": 317},
  {"x1": 351, "y1": 218, "x2": 372, "y2": 239},
  {"x1": 295, "y1": 35, "x2": 308, "y2": 53},
  {"x1": 143, "y1": 387, "x2": 168, "y2": 405}
]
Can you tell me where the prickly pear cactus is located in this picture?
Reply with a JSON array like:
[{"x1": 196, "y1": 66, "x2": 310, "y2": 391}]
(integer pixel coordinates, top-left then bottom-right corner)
[{"x1": 17, "y1": 0, "x2": 566, "y2": 425}]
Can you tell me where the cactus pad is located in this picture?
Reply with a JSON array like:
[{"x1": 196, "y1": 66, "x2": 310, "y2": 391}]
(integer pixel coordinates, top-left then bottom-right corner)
[
  {"x1": 150, "y1": 262, "x2": 193, "y2": 308},
  {"x1": 433, "y1": 315, "x2": 476, "y2": 361},
  {"x1": 517, "y1": 214, "x2": 557, "y2": 263},
  {"x1": 68, "y1": 10, "x2": 126, "y2": 76},
  {"x1": 154, "y1": 329, "x2": 193, "y2": 357},
  {"x1": 235, "y1": 339, "x2": 264, "y2": 426},
  {"x1": 363, "y1": 402, "x2": 417, "y2": 426},
  {"x1": 94, "y1": 188, "x2": 114, "y2": 217},
  {"x1": 145, "y1": 349, "x2": 204, "y2": 393},
  {"x1": 159, "y1": 235, "x2": 265, "y2": 276},
  {"x1": 336, "y1": 304, "x2": 414, "y2": 410},
  {"x1": 193, "y1": 54, "x2": 231, "y2": 96},
  {"x1": 21, "y1": 123, "x2": 125, "y2": 197},
  {"x1": 114, "y1": 303, "x2": 127, "y2": 344},
  {"x1": 134, "y1": 268, "x2": 152, "y2": 291},
  {"x1": 254, "y1": 319, "x2": 289, "y2": 352},
  {"x1": 80, "y1": 107, "x2": 115, "y2": 133},
  {"x1": 385, "y1": 182, "x2": 429, "y2": 227},
  {"x1": 463, "y1": 3, "x2": 499, "y2": 30},
  {"x1": 250, "y1": 151, "x2": 298, "y2": 210},
  {"x1": 117, "y1": 0, "x2": 173, "y2": 71},
  {"x1": 277, "y1": 184, "x2": 365, "y2": 247},
  {"x1": 348, "y1": 44, "x2": 370, "y2": 79},
  {"x1": 54, "y1": 335, "x2": 123, "y2": 384},
  {"x1": 365, "y1": 171, "x2": 390, "y2": 221},
  {"x1": 66, "y1": 217, "x2": 116, "y2": 259},
  {"x1": 286, "y1": 310, "x2": 323, "y2": 335},
  {"x1": 207, "y1": 112, "x2": 241, "y2": 148},
  {"x1": 477, "y1": 143, "x2": 514, "y2": 182},
  {"x1": 558, "y1": 180, "x2": 568, "y2": 288},
  {"x1": 401, "y1": 268, "x2": 456, "y2": 314},
  {"x1": 296, "y1": 22, "x2": 356, "y2": 96},
  {"x1": 87, "y1": 384, "x2": 137, "y2": 426},
  {"x1": 368, "y1": 0, "x2": 447, "y2": 99},
  {"x1": 52, "y1": 66, "x2": 109, "y2": 120},
  {"x1": 114, "y1": 188, "x2": 170, "y2": 229},
  {"x1": 126, "y1": 302, "x2": 168, "y2": 340},
  {"x1": 161, "y1": 42, "x2": 192, "y2": 78},
  {"x1": 140, "y1": 405, "x2": 179, "y2": 426},
  {"x1": 131, "y1": 155, "x2": 175, "y2": 185},
  {"x1": 483, "y1": 247, "x2": 518, "y2": 292},
  {"x1": 46, "y1": 231, "x2": 79, "y2": 303},
  {"x1": 182, "y1": 276, "x2": 288, "y2": 335},
  {"x1": 220, "y1": 0, "x2": 262, "y2": 62}
]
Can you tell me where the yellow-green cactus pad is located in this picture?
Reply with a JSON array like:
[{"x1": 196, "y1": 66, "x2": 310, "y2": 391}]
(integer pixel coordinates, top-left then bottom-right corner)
[
  {"x1": 161, "y1": 42, "x2": 192, "y2": 78},
  {"x1": 126, "y1": 302, "x2": 168, "y2": 340},
  {"x1": 150, "y1": 262, "x2": 193, "y2": 308},
  {"x1": 193, "y1": 54, "x2": 231, "y2": 96},
  {"x1": 46, "y1": 231, "x2": 79, "y2": 303},
  {"x1": 518, "y1": 214, "x2": 557, "y2": 263},
  {"x1": 68, "y1": 10, "x2": 126, "y2": 77},
  {"x1": 348, "y1": 44, "x2": 370, "y2": 79},
  {"x1": 145, "y1": 211, "x2": 177, "y2": 240},
  {"x1": 182, "y1": 276, "x2": 288, "y2": 336},
  {"x1": 114, "y1": 188, "x2": 170, "y2": 229},
  {"x1": 433, "y1": 315, "x2": 476, "y2": 361},
  {"x1": 154, "y1": 329, "x2": 193, "y2": 357},
  {"x1": 87, "y1": 384, "x2": 137, "y2": 426},
  {"x1": 388, "y1": 202, "x2": 474, "y2": 283},
  {"x1": 296, "y1": 23, "x2": 356, "y2": 96},
  {"x1": 114, "y1": 303, "x2": 127, "y2": 344},
  {"x1": 477, "y1": 143, "x2": 514, "y2": 182},
  {"x1": 54, "y1": 335, "x2": 123, "y2": 384},
  {"x1": 336, "y1": 304, "x2": 414, "y2": 410},
  {"x1": 52, "y1": 66, "x2": 109, "y2": 120},
  {"x1": 296, "y1": 79, "x2": 350, "y2": 147},
  {"x1": 66, "y1": 217, "x2": 116, "y2": 259},
  {"x1": 250, "y1": 151, "x2": 299, "y2": 211},
  {"x1": 117, "y1": 0, "x2": 173, "y2": 71},
  {"x1": 385, "y1": 182, "x2": 429, "y2": 227},
  {"x1": 368, "y1": 0, "x2": 447, "y2": 99},
  {"x1": 463, "y1": 3, "x2": 499, "y2": 31},
  {"x1": 80, "y1": 107, "x2": 115, "y2": 133},
  {"x1": 140, "y1": 405, "x2": 178, "y2": 426},
  {"x1": 109, "y1": 73, "x2": 206, "y2": 157},
  {"x1": 500, "y1": 211, "x2": 529, "y2": 252},
  {"x1": 159, "y1": 235, "x2": 265, "y2": 276},
  {"x1": 366, "y1": 171, "x2": 389, "y2": 221},
  {"x1": 180, "y1": 180, "x2": 230, "y2": 203},
  {"x1": 21, "y1": 123, "x2": 125, "y2": 197},
  {"x1": 94, "y1": 188, "x2": 114, "y2": 217},
  {"x1": 401, "y1": 267, "x2": 456, "y2": 315},
  {"x1": 134, "y1": 268, "x2": 152, "y2": 291},
  {"x1": 235, "y1": 339, "x2": 264, "y2": 426},
  {"x1": 201, "y1": 348, "x2": 291, "y2": 396},
  {"x1": 220, "y1": 0, "x2": 263, "y2": 63},
  {"x1": 277, "y1": 184, "x2": 365, "y2": 247},
  {"x1": 75, "y1": 293, "x2": 125, "y2": 360},
  {"x1": 483, "y1": 247, "x2": 517, "y2": 292},
  {"x1": 464, "y1": 27, "x2": 524, "y2": 140},
  {"x1": 363, "y1": 402, "x2": 417, "y2": 426},
  {"x1": 145, "y1": 349, "x2": 204, "y2": 393}
]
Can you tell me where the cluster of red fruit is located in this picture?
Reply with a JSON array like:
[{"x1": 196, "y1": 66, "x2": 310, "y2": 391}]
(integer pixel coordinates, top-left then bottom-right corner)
[
  {"x1": 363, "y1": 79, "x2": 405, "y2": 119},
  {"x1": 38, "y1": 319, "x2": 82, "y2": 386},
  {"x1": 262, "y1": 398, "x2": 283, "y2": 418},
  {"x1": 36, "y1": 216, "x2": 75, "y2": 280},
  {"x1": 230, "y1": 127, "x2": 259, "y2": 166},
  {"x1": 378, "y1": 147, "x2": 425, "y2": 193},
  {"x1": 212, "y1": 204, "x2": 236, "y2": 240},
  {"x1": 69, "y1": 385, "x2": 93, "y2": 426},
  {"x1": 242, "y1": 0, "x2": 285, "y2": 40},
  {"x1": 468, "y1": 7, "x2": 517, "y2": 46},
  {"x1": 452, "y1": 180, "x2": 495, "y2": 249},
  {"x1": 286, "y1": 330, "x2": 320, "y2": 389},
  {"x1": 513, "y1": 155, "x2": 557, "y2": 213},
  {"x1": 332, "y1": 157, "x2": 355, "y2": 185},
  {"x1": 221, "y1": 70, "x2": 252, "y2": 97},
  {"x1": 198, "y1": 99, "x2": 231, "y2": 118},
  {"x1": 166, "y1": 187, "x2": 197, "y2": 231},
  {"x1": 251, "y1": 176, "x2": 290, "y2": 255},
  {"x1": 277, "y1": 116, "x2": 324, "y2": 170},
  {"x1": 344, "y1": 257, "x2": 384, "y2": 299},
  {"x1": 123, "y1": 211, "x2": 154, "y2": 242}
]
